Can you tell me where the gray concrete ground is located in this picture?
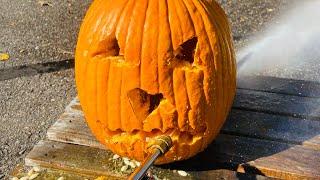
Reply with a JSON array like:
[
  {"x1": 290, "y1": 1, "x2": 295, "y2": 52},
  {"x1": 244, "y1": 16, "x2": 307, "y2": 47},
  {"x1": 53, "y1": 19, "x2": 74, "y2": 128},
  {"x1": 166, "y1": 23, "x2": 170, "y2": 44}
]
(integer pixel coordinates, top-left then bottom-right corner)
[
  {"x1": 0, "y1": 0, "x2": 91, "y2": 178},
  {"x1": 0, "y1": 0, "x2": 314, "y2": 178}
]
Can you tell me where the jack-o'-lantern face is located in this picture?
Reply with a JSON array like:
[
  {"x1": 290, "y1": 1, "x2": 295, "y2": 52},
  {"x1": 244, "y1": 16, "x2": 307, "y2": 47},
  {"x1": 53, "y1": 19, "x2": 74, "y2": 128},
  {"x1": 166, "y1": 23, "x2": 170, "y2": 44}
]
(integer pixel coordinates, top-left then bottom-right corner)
[{"x1": 75, "y1": 0, "x2": 236, "y2": 164}]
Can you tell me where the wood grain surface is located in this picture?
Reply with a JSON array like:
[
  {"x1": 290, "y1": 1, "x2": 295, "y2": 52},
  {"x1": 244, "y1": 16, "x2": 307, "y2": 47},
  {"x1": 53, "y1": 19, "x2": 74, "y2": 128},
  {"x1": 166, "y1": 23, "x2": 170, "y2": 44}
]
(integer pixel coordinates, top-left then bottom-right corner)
[{"x1": 25, "y1": 76, "x2": 320, "y2": 179}]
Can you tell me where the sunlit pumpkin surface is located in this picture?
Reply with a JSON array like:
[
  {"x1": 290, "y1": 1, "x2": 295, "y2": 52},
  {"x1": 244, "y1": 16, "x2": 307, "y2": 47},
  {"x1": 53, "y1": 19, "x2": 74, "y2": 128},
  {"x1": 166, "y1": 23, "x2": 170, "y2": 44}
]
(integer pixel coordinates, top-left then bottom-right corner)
[{"x1": 75, "y1": 0, "x2": 236, "y2": 164}]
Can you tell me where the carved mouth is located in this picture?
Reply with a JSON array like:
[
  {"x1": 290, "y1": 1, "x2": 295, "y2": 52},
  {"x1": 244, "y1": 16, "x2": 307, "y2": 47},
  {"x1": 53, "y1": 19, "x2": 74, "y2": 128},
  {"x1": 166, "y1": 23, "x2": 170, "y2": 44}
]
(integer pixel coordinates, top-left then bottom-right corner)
[{"x1": 86, "y1": 36, "x2": 206, "y2": 136}]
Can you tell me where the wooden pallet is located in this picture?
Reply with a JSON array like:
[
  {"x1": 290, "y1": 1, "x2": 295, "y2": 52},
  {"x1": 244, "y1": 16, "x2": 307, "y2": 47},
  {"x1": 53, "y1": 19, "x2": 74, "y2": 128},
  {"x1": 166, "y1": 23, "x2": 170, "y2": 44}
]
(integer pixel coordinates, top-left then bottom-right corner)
[{"x1": 16, "y1": 76, "x2": 320, "y2": 179}]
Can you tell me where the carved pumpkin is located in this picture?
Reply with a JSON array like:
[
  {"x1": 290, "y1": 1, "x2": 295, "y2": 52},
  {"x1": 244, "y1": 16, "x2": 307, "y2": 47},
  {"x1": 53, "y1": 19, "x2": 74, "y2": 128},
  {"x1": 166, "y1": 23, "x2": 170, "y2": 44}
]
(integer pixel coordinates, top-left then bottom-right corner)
[{"x1": 75, "y1": 0, "x2": 236, "y2": 164}]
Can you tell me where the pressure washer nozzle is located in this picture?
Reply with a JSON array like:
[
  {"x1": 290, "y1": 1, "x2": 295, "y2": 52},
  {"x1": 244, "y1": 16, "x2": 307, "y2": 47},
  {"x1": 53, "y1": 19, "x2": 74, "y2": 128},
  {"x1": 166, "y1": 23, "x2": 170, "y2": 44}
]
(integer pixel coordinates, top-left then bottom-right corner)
[
  {"x1": 128, "y1": 135, "x2": 173, "y2": 180},
  {"x1": 150, "y1": 135, "x2": 173, "y2": 154}
]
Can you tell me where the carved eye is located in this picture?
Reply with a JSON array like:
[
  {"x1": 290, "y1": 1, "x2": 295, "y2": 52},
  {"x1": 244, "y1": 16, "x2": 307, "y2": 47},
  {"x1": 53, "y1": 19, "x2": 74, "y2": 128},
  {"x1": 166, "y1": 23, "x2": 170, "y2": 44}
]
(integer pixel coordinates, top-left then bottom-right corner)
[
  {"x1": 105, "y1": 38, "x2": 120, "y2": 56},
  {"x1": 174, "y1": 37, "x2": 198, "y2": 64},
  {"x1": 127, "y1": 88, "x2": 164, "y2": 121},
  {"x1": 92, "y1": 38, "x2": 120, "y2": 57}
]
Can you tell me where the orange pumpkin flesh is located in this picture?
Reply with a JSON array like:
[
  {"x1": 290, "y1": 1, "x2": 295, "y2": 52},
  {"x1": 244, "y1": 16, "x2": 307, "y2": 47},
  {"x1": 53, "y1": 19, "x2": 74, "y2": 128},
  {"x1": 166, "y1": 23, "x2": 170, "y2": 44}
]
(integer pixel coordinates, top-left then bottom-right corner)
[{"x1": 75, "y1": 0, "x2": 236, "y2": 164}]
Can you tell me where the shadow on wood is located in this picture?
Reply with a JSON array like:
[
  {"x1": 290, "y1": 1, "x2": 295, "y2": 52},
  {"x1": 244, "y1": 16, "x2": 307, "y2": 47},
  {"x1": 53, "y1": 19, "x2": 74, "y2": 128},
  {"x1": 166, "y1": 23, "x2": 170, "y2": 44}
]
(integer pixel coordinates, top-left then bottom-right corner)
[
  {"x1": 159, "y1": 75, "x2": 320, "y2": 179},
  {"x1": 25, "y1": 75, "x2": 320, "y2": 179}
]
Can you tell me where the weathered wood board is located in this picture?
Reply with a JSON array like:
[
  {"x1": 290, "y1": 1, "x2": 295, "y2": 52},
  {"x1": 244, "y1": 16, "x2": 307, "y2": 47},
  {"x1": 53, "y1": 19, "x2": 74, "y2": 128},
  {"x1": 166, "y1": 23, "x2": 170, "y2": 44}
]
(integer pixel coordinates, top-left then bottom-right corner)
[
  {"x1": 223, "y1": 110, "x2": 320, "y2": 150},
  {"x1": 43, "y1": 101, "x2": 320, "y2": 179},
  {"x1": 238, "y1": 75, "x2": 320, "y2": 97},
  {"x1": 21, "y1": 76, "x2": 320, "y2": 179},
  {"x1": 26, "y1": 140, "x2": 274, "y2": 180}
]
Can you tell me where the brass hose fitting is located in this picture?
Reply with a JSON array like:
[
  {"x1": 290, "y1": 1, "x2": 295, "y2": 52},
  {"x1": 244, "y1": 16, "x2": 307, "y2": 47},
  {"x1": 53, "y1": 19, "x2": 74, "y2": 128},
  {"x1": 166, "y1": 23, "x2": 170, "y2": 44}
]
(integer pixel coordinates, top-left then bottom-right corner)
[{"x1": 128, "y1": 135, "x2": 173, "y2": 180}]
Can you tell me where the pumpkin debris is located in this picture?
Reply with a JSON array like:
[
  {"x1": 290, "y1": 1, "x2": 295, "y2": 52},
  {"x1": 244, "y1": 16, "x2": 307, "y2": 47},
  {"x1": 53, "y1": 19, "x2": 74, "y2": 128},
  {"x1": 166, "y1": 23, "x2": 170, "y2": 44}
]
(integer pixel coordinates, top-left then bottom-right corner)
[
  {"x1": 123, "y1": 157, "x2": 130, "y2": 166},
  {"x1": 177, "y1": 170, "x2": 188, "y2": 177},
  {"x1": 27, "y1": 169, "x2": 34, "y2": 176},
  {"x1": 0, "y1": 53, "x2": 9, "y2": 61},
  {"x1": 38, "y1": 0, "x2": 53, "y2": 7},
  {"x1": 129, "y1": 161, "x2": 136, "y2": 168},
  {"x1": 28, "y1": 173, "x2": 39, "y2": 180},
  {"x1": 94, "y1": 176, "x2": 107, "y2": 180},
  {"x1": 112, "y1": 154, "x2": 120, "y2": 160},
  {"x1": 120, "y1": 165, "x2": 129, "y2": 172},
  {"x1": 11, "y1": 166, "x2": 43, "y2": 180},
  {"x1": 32, "y1": 166, "x2": 41, "y2": 172}
]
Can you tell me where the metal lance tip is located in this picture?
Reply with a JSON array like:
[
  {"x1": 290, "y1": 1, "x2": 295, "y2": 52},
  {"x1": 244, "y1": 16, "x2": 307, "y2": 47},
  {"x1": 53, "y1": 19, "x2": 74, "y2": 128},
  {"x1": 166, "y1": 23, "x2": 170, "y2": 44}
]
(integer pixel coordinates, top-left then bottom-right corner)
[{"x1": 128, "y1": 135, "x2": 173, "y2": 180}]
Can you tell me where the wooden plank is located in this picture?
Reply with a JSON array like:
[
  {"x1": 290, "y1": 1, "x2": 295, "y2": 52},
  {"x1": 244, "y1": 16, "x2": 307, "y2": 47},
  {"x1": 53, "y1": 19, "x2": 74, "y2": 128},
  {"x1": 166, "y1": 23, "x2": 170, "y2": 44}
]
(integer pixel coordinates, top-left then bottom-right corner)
[
  {"x1": 193, "y1": 170, "x2": 272, "y2": 180},
  {"x1": 47, "y1": 98, "x2": 105, "y2": 149},
  {"x1": 10, "y1": 164, "x2": 96, "y2": 180},
  {"x1": 25, "y1": 140, "x2": 271, "y2": 180},
  {"x1": 25, "y1": 140, "x2": 126, "y2": 179},
  {"x1": 26, "y1": 137, "x2": 320, "y2": 180},
  {"x1": 48, "y1": 100, "x2": 320, "y2": 151},
  {"x1": 66, "y1": 85, "x2": 320, "y2": 122},
  {"x1": 238, "y1": 75, "x2": 320, "y2": 98},
  {"x1": 44, "y1": 74, "x2": 320, "y2": 179},
  {"x1": 234, "y1": 89, "x2": 320, "y2": 120},
  {"x1": 223, "y1": 109, "x2": 320, "y2": 150},
  {"x1": 177, "y1": 134, "x2": 320, "y2": 179},
  {"x1": 47, "y1": 112, "x2": 104, "y2": 150},
  {"x1": 45, "y1": 103, "x2": 320, "y2": 179}
]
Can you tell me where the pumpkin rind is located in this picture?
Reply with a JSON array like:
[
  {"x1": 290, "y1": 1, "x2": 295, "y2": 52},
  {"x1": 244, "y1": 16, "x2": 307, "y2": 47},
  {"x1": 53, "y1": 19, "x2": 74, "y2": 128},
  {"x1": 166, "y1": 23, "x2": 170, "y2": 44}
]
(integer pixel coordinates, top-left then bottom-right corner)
[{"x1": 75, "y1": 0, "x2": 236, "y2": 164}]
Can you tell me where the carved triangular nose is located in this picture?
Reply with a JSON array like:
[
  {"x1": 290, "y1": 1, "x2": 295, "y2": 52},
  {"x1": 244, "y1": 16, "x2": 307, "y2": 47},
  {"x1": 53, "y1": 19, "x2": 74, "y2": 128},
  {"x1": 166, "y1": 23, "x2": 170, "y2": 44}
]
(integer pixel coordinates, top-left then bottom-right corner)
[{"x1": 127, "y1": 88, "x2": 163, "y2": 121}]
